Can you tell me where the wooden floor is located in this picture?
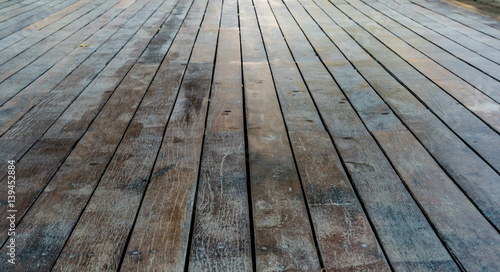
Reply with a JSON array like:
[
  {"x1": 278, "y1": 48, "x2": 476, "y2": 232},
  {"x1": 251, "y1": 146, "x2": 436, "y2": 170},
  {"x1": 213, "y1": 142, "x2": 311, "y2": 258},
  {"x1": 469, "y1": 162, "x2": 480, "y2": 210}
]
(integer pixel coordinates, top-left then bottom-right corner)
[{"x1": 0, "y1": 0, "x2": 500, "y2": 270}]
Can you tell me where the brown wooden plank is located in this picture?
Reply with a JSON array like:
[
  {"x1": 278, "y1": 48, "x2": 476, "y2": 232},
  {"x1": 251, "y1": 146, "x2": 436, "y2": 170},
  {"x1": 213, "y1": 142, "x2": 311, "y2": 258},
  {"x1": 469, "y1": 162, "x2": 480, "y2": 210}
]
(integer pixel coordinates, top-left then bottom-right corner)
[
  {"x1": 253, "y1": 0, "x2": 391, "y2": 270},
  {"x1": 329, "y1": 0, "x2": 500, "y2": 133},
  {"x1": 0, "y1": 0, "x2": 128, "y2": 89},
  {"x1": 0, "y1": 0, "x2": 156, "y2": 137},
  {"x1": 411, "y1": 0, "x2": 500, "y2": 36},
  {"x1": 0, "y1": 0, "x2": 72, "y2": 32},
  {"x1": 408, "y1": 2, "x2": 500, "y2": 49},
  {"x1": 187, "y1": 0, "x2": 253, "y2": 270},
  {"x1": 278, "y1": 0, "x2": 462, "y2": 269},
  {"x1": 314, "y1": 0, "x2": 500, "y2": 171},
  {"x1": 51, "y1": 0, "x2": 212, "y2": 267},
  {"x1": 348, "y1": 0, "x2": 500, "y2": 103},
  {"x1": 240, "y1": 0, "x2": 322, "y2": 270},
  {"x1": 376, "y1": 0, "x2": 500, "y2": 64},
  {"x1": 303, "y1": 0, "x2": 500, "y2": 227},
  {"x1": 0, "y1": 0, "x2": 190, "y2": 264},
  {"x1": 0, "y1": 0, "x2": 95, "y2": 51},
  {"x1": 116, "y1": 0, "x2": 223, "y2": 270}
]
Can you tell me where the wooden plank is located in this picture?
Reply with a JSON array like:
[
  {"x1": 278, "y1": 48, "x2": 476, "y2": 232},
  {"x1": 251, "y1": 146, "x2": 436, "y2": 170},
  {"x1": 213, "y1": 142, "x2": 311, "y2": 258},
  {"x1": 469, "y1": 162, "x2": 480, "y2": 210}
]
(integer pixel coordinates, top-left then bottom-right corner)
[
  {"x1": 303, "y1": 0, "x2": 500, "y2": 227},
  {"x1": 23, "y1": 0, "x2": 94, "y2": 31},
  {"x1": 0, "y1": 0, "x2": 70, "y2": 32},
  {"x1": 187, "y1": 0, "x2": 252, "y2": 270},
  {"x1": 0, "y1": 0, "x2": 78, "y2": 39},
  {"x1": 51, "y1": 0, "x2": 214, "y2": 268},
  {"x1": 348, "y1": 0, "x2": 500, "y2": 103},
  {"x1": 0, "y1": 0, "x2": 95, "y2": 51},
  {"x1": 305, "y1": 3, "x2": 500, "y2": 270},
  {"x1": 0, "y1": 0, "x2": 155, "y2": 137},
  {"x1": 329, "y1": 0, "x2": 500, "y2": 133},
  {"x1": 0, "y1": 0, "x2": 54, "y2": 23},
  {"x1": 364, "y1": 0, "x2": 500, "y2": 73},
  {"x1": 277, "y1": 0, "x2": 462, "y2": 269},
  {"x1": 0, "y1": 0, "x2": 117, "y2": 67},
  {"x1": 0, "y1": 0, "x2": 39, "y2": 14},
  {"x1": 0, "y1": 0, "x2": 127, "y2": 86},
  {"x1": 408, "y1": 2, "x2": 500, "y2": 49},
  {"x1": 0, "y1": 0, "x2": 187, "y2": 253},
  {"x1": 90, "y1": 0, "x2": 221, "y2": 270},
  {"x1": 0, "y1": 0, "x2": 160, "y2": 162},
  {"x1": 0, "y1": 0, "x2": 78, "y2": 40},
  {"x1": 0, "y1": 0, "x2": 194, "y2": 270},
  {"x1": 411, "y1": 0, "x2": 500, "y2": 36},
  {"x1": 376, "y1": 0, "x2": 500, "y2": 65},
  {"x1": 417, "y1": 0, "x2": 500, "y2": 27},
  {"x1": 253, "y1": 0, "x2": 390, "y2": 270},
  {"x1": 313, "y1": 0, "x2": 500, "y2": 171},
  {"x1": 240, "y1": 0, "x2": 322, "y2": 270},
  {"x1": 372, "y1": 130, "x2": 500, "y2": 271}
]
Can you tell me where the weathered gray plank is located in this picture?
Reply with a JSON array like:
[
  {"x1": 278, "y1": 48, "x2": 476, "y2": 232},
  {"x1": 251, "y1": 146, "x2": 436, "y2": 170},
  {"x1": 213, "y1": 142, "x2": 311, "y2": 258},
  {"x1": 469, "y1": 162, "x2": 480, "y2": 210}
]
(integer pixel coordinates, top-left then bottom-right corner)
[
  {"x1": 51, "y1": 1, "x2": 208, "y2": 267},
  {"x1": 0, "y1": 0, "x2": 189, "y2": 268},
  {"x1": 308, "y1": 0, "x2": 500, "y2": 223},
  {"x1": 376, "y1": 0, "x2": 500, "y2": 64},
  {"x1": 411, "y1": 0, "x2": 500, "y2": 36},
  {"x1": 119, "y1": 0, "x2": 224, "y2": 270},
  {"x1": 0, "y1": 0, "x2": 78, "y2": 39},
  {"x1": 290, "y1": 0, "x2": 500, "y2": 269},
  {"x1": 409, "y1": 2, "x2": 500, "y2": 49},
  {"x1": 254, "y1": 0, "x2": 390, "y2": 270},
  {"x1": 348, "y1": 0, "x2": 500, "y2": 103},
  {"x1": 240, "y1": 0, "x2": 322, "y2": 269},
  {"x1": 187, "y1": 0, "x2": 253, "y2": 270},
  {"x1": 0, "y1": 0, "x2": 154, "y2": 136},
  {"x1": 330, "y1": 0, "x2": 500, "y2": 133},
  {"x1": 279, "y1": 0, "x2": 461, "y2": 269},
  {"x1": 0, "y1": 0, "x2": 94, "y2": 51}
]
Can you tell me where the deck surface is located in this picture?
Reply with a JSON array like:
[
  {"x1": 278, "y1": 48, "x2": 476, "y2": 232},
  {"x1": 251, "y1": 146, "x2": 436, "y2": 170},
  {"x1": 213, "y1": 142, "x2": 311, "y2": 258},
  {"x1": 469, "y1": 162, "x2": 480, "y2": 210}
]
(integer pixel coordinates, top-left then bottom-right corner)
[{"x1": 0, "y1": 0, "x2": 500, "y2": 271}]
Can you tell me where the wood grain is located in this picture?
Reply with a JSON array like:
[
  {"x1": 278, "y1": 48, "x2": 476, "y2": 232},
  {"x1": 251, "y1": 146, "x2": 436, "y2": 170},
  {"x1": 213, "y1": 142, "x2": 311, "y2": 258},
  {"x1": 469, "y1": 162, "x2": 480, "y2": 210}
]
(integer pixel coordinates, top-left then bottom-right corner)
[
  {"x1": 119, "y1": 0, "x2": 224, "y2": 270},
  {"x1": 307, "y1": 0, "x2": 500, "y2": 226},
  {"x1": 280, "y1": 0, "x2": 460, "y2": 269},
  {"x1": 240, "y1": 0, "x2": 323, "y2": 269},
  {"x1": 254, "y1": 0, "x2": 390, "y2": 270},
  {"x1": 0, "y1": 0, "x2": 499, "y2": 270},
  {"x1": 187, "y1": 0, "x2": 253, "y2": 270},
  {"x1": 0, "y1": 0, "x2": 154, "y2": 136},
  {"x1": 0, "y1": 0, "x2": 190, "y2": 270}
]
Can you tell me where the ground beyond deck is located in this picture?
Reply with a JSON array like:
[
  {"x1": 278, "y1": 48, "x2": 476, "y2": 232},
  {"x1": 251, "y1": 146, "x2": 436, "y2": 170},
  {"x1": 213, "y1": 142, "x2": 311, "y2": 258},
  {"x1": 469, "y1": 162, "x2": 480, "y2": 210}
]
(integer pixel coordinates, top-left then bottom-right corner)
[{"x1": 1, "y1": 0, "x2": 500, "y2": 270}]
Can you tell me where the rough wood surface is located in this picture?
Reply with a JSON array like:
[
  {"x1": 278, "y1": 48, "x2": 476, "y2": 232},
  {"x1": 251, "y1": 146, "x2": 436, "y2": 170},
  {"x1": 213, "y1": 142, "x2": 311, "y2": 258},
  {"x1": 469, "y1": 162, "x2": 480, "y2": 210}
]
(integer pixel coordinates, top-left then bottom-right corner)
[
  {"x1": 1, "y1": 0, "x2": 499, "y2": 270},
  {"x1": 254, "y1": 0, "x2": 390, "y2": 270},
  {"x1": 240, "y1": 0, "x2": 322, "y2": 270},
  {"x1": 187, "y1": 0, "x2": 253, "y2": 270},
  {"x1": 305, "y1": 0, "x2": 500, "y2": 227},
  {"x1": 119, "y1": 0, "x2": 221, "y2": 270},
  {"x1": 0, "y1": 0, "x2": 190, "y2": 270},
  {"x1": 0, "y1": 0, "x2": 154, "y2": 136},
  {"x1": 280, "y1": 0, "x2": 460, "y2": 270},
  {"x1": 348, "y1": 0, "x2": 500, "y2": 103}
]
